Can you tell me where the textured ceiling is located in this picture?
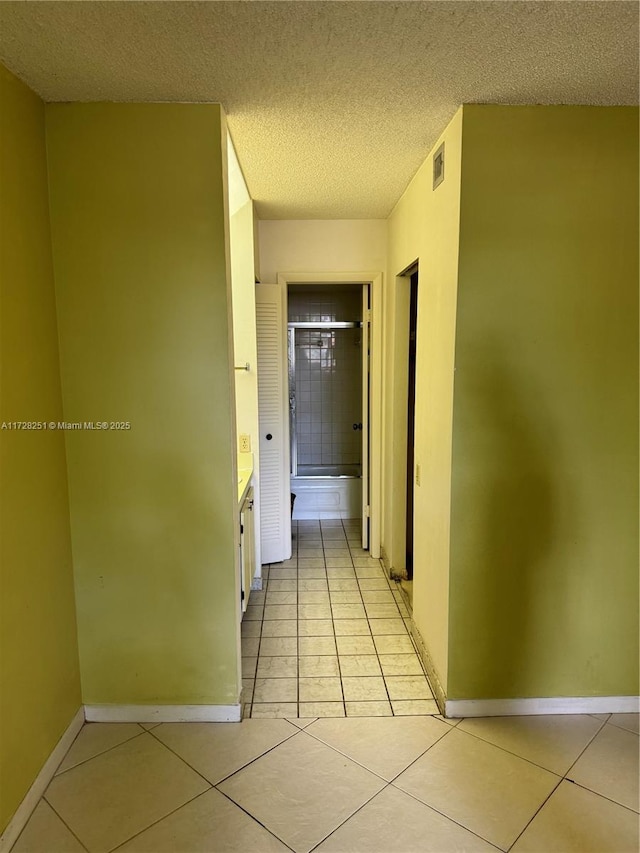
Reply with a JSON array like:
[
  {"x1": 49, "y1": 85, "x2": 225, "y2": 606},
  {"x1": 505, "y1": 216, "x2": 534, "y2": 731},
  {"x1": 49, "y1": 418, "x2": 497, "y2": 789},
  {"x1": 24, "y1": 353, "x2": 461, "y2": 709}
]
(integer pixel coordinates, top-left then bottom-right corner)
[{"x1": 0, "y1": 1, "x2": 637, "y2": 219}]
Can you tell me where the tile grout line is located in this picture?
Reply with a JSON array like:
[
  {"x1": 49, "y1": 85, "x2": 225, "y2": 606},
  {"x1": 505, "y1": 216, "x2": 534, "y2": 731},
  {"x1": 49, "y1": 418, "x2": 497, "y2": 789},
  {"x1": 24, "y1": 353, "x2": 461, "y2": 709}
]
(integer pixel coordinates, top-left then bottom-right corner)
[
  {"x1": 211, "y1": 786, "x2": 298, "y2": 853},
  {"x1": 104, "y1": 787, "x2": 217, "y2": 853},
  {"x1": 504, "y1": 775, "x2": 564, "y2": 851},
  {"x1": 306, "y1": 785, "x2": 390, "y2": 853},
  {"x1": 34, "y1": 796, "x2": 91, "y2": 853},
  {"x1": 388, "y1": 776, "x2": 515, "y2": 852},
  {"x1": 49, "y1": 728, "x2": 148, "y2": 778},
  {"x1": 565, "y1": 779, "x2": 640, "y2": 815}
]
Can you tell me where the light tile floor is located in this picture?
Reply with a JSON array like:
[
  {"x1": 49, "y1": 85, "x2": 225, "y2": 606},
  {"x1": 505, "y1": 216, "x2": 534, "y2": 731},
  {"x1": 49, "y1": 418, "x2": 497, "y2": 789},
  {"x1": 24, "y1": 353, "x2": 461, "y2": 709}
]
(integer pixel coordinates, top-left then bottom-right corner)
[
  {"x1": 242, "y1": 519, "x2": 437, "y2": 718},
  {"x1": 12, "y1": 712, "x2": 639, "y2": 852},
  {"x1": 11, "y1": 520, "x2": 639, "y2": 851}
]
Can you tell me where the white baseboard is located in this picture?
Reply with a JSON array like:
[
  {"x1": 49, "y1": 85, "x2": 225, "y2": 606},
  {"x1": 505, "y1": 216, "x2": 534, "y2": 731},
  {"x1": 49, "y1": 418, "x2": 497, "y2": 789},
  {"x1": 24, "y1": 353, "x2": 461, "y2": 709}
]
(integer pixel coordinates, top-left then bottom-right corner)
[
  {"x1": 84, "y1": 704, "x2": 242, "y2": 723},
  {"x1": 445, "y1": 695, "x2": 640, "y2": 718},
  {"x1": 0, "y1": 706, "x2": 85, "y2": 853}
]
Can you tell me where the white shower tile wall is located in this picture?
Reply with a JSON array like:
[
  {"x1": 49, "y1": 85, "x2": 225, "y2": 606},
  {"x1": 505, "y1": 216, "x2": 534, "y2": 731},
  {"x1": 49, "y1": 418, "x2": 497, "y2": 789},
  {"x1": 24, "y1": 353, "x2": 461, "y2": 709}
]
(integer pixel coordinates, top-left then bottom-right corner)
[
  {"x1": 290, "y1": 288, "x2": 362, "y2": 468},
  {"x1": 295, "y1": 329, "x2": 361, "y2": 466},
  {"x1": 288, "y1": 289, "x2": 361, "y2": 322}
]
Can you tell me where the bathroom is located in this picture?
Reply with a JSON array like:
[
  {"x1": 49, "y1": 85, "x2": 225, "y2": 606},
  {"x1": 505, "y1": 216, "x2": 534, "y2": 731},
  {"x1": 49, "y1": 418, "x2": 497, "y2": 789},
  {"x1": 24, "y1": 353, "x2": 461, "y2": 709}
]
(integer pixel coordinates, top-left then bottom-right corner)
[{"x1": 287, "y1": 284, "x2": 367, "y2": 525}]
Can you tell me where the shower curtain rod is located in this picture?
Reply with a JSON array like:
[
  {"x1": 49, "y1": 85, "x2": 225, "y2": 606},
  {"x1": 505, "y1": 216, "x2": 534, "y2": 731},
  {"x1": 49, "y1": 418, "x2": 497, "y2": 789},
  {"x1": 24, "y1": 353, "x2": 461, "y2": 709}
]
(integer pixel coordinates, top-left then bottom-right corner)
[{"x1": 287, "y1": 321, "x2": 360, "y2": 329}]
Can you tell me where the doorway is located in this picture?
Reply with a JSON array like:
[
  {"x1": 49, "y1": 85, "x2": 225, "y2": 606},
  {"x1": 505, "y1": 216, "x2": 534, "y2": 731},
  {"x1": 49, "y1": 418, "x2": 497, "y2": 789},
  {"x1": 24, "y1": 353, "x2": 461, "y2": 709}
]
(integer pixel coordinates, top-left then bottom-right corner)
[
  {"x1": 287, "y1": 284, "x2": 369, "y2": 549},
  {"x1": 405, "y1": 269, "x2": 419, "y2": 580}
]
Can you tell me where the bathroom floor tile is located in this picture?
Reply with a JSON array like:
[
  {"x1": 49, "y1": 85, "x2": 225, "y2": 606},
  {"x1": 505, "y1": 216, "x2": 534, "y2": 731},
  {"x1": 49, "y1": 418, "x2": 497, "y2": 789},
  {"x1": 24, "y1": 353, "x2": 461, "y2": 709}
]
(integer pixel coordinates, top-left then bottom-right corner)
[
  {"x1": 342, "y1": 676, "x2": 388, "y2": 702},
  {"x1": 299, "y1": 655, "x2": 340, "y2": 677},
  {"x1": 242, "y1": 678, "x2": 255, "y2": 701},
  {"x1": 567, "y1": 722, "x2": 639, "y2": 810},
  {"x1": 298, "y1": 590, "x2": 330, "y2": 604},
  {"x1": 369, "y1": 619, "x2": 410, "y2": 635},
  {"x1": 299, "y1": 676, "x2": 343, "y2": 702},
  {"x1": 117, "y1": 788, "x2": 290, "y2": 852},
  {"x1": 297, "y1": 558, "x2": 326, "y2": 569},
  {"x1": 251, "y1": 703, "x2": 299, "y2": 718},
  {"x1": 267, "y1": 579, "x2": 298, "y2": 591},
  {"x1": 151, "y1": 719, "x2": 297, "y2": 784},
  {"x1": 385, "y1": 675, "x2": 433, "y2": 700},
  {"x1": 266, "y1": 591, "x2": 298, "y2": 605},
  {"x1": 257, "y1": 656, "x2": 298, "y2": 678},
  {"x1": 365, "y1": 603, "x2": 402, "y2": 619},
  {"x1": 261, "y1": 619, "x2": 298, "y2": 637},
  {"x1": 242, "y1": 656, "x2": 257, "y2": 676},
  {"x1": 298, "y1": 702, "x2": 345, "y2": 718},
  {"x1": 373, "y1": 634, "x2": 415, "y2": 653},
  {"x1": 269, "y1": 568, "x2": 298, "y2": 579},
  {"x1": 244, "y1": 605, "x2": 264, "y2": 621},
  {"x1": 218, "y1": 732, "x2": 384, "y2": 853},
  {"x1": 298, "y1": 603, "x2": 332, "y2": 619},
  {"x1": 378, "y1": 654, "x2": 424, "y2": 676},
  {"x1": 298, "y1": 620, "x2": 335, "y2": 638},
  {"x1": 298, "y1": 578, "x2": 329, "y2": 591},
  {"x1": 392, "y1": 699, "x2": 440, "y2": 715},
  {"x1": 345, "y1": 701, "x2": 393, "y2": 717},
  {"x1": 511, "y1": 779, "x2": 640, "y2": 852},
  {"x1": 339, "y1": 655, "x2": 381, "y2": 676},
  {"x1": 297, "y1": 566, "x2": 328, "y2": 578},
  {"x1": 394, "y1": 727, "x2": 560, "y2": 849},
  {"x1": 241, "y1": 619, "x2": 262, "y2": 637},
  {"x1": 336, "y1": 635, "x2": 376, "y2": 655},
  {"x1": 259, "y1": 637, "x2": 298, "y2": 656},
  {"x1": 254, "y1": 678, "x2": 298, "y2": 703},
  {"x1": 329, "y1": 590, "x2": 363, "y2": 603},
  {"x1": 264, "y1": 604, "x2": 298, "y2": 620},
  {"x1": 333, "y1": 618, "x2": 371, "y2": 635},
  {"x1": 361, "y1": 590, "x2": 396, "y2": 604},
  {"x1": 241, "y1": 636, "x2": 260, "y2": 657},
  {"x1": 327, "y1": 578, "x2": 359, "y2": 591},
  {"x1": 331, "y1": 602, "x2": 366, "y2": 619},
  {"x1": 45, "y1": 733, "x2": 209, "y2": 853}
]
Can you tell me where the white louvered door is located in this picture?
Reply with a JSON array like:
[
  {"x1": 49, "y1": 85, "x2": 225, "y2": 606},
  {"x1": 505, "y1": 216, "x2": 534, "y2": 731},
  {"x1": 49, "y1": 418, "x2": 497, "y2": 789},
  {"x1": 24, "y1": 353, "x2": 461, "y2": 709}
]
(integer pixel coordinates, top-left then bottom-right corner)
[{"x1": 255, "y1": 284, "x2": 291, "y2": 564}]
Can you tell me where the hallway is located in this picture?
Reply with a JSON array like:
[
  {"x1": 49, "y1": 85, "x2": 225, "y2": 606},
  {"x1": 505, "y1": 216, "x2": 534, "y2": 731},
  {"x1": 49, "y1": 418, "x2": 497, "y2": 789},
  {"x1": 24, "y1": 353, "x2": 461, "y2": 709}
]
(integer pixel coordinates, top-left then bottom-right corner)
[
  {"x1": 242, "y1": 520, "x2": 436, "y2": 718},
  {"x1": 11, "y1": 712, "x2": 638, "y2": 852}
]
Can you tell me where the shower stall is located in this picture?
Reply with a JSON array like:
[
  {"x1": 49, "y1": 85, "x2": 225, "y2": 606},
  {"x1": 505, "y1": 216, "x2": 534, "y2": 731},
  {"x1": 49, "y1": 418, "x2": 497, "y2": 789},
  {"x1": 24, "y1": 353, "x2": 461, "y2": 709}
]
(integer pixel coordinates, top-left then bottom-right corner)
[{"x1": 288, "y1": 285, "x2": 364, "y2": 520}]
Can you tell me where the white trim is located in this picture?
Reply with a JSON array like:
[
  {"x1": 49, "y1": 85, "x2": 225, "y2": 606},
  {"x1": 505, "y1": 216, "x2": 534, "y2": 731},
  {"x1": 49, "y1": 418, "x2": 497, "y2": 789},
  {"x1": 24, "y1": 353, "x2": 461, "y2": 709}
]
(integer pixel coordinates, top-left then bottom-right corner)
[
  {"x1": 0, "y1": 706, "x2": 85, "y2": 853},
  {"x1": 84, "y1": 704, "x2": 242, "y2": 723},
  {"x1": 276, "y1": 271, "x2": 383, "y2": 559},
  {"x1": 445, "y1": 696, "x2": 640, "y2": 719}
]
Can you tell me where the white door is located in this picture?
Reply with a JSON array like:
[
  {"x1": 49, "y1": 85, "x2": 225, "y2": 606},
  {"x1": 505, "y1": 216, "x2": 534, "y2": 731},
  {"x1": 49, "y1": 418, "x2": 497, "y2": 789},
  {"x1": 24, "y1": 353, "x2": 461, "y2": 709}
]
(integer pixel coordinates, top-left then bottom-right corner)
[
  {"x1": 256, "y1": 285, "x2": 291, "y2": 564},
  {"x1": 361, "y1": 285, "x2": 370, "y2": 550}
]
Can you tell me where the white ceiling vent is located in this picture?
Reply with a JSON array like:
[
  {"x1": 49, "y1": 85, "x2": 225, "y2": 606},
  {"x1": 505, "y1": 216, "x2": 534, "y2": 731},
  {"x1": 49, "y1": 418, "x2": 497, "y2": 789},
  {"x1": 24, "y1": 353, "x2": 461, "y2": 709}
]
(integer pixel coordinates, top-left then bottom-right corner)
[{"x1": 433, "y1": 143, "x2": 445, "y2": 190}]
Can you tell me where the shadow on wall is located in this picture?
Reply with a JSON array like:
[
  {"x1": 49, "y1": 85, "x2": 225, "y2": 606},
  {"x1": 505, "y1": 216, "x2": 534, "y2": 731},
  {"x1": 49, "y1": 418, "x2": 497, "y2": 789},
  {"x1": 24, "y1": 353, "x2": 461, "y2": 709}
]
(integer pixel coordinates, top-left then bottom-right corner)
[{"x1": 451, "y1": 339, "x2": 577, "y2": 697}]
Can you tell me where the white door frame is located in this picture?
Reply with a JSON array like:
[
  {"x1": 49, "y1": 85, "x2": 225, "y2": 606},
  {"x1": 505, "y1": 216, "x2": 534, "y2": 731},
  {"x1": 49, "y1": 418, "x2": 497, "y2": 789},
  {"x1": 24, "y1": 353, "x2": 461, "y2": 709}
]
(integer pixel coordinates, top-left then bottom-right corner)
[{"x1": 277, "y1": 271, "x2": 383, "y2": 558}]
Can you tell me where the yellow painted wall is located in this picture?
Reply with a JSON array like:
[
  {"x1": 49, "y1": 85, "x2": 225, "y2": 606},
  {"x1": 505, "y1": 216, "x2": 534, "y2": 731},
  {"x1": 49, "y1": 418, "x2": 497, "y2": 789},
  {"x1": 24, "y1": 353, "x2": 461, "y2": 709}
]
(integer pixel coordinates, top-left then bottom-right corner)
[
  {"x1": 0, "y1": 66, "x2": 81, "y2": 832},
  {"x1": 449, "y1": 105, "x2": 639, "y2": 698},
  {"x1": 46, "y1": 103, "x2": 241, "y2": 705},
  {"x1": 229, "y1": 135, "x2": 261, "y2": 571},
  {"x1": 258, "y1": 219, "x2": 387, "y2": 283},
  {"x1": 384, "y1": 109, "x2": 463, "y2": 692}
]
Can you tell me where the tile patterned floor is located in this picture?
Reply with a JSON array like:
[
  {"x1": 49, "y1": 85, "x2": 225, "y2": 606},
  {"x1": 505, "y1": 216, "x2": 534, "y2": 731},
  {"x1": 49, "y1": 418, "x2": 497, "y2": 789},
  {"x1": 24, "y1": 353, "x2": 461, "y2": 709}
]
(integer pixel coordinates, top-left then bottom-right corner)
[
  {"x1": 11, "y1": 712, "x2": 639, "y2": 852},
  {"x1": 242, "y1": 519, "x2": 437, "y2": 718}
]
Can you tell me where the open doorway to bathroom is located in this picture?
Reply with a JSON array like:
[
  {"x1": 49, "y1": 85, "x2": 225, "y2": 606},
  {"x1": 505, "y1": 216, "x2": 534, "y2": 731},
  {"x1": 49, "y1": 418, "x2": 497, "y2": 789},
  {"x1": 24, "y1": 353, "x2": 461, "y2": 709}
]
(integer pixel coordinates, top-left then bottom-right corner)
[{"x1": 287, "y1": 284, "x2": 370, "y2": 546}]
